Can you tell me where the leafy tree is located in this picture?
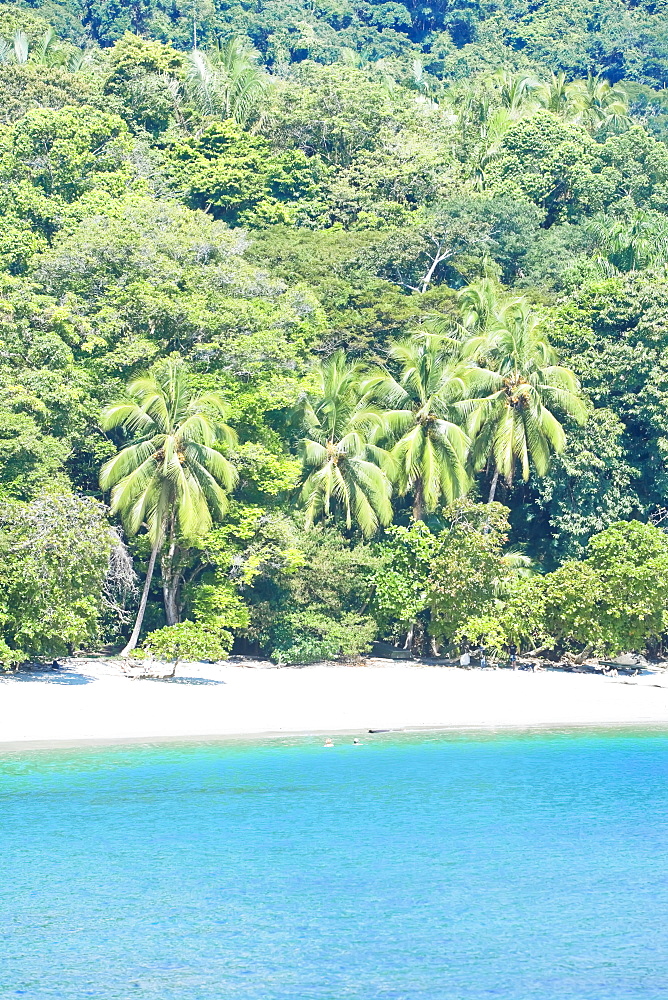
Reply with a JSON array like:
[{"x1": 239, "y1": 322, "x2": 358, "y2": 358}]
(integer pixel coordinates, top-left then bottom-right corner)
[
  {"x1": 141, "y1": 580, "x2": 249, "y2": 662},
  {"x1": 0, "y1": 62, "x2": 105, "y2": 126},
  {"x1": 0, "y1": 3, "x2": 57, "y2": 44},
  {"x1": 371, "y1": 520, "x2": 436, "y2": 649},
  {"x1": 100, "y1": 360, "x2": 238, "y2": 653},
  {"x1": 269, "y1": 608, "x2": 376, "y2": 664},
  {"x1": 0, "y1": 388, "x2": 70, "y2": 497},
  {"x1": 263, "y1": 62, "x2": 402, "y2": 166},
  {"x1": 103, "y1": 32, "x2": 184, "y2": 89},
  {"x1": 531, "y1": 408, "x2": 640, "y2": 564},
  {"x1": 245, "y1": 224, "x2": 443, "y2": 351},
  {"x1": 0, "y1": 494, "x2": 114, "y2": 659},
  {"x1": 551, "y1": 270, "x2": 668, "y2": 511},
  {"x1": 167, "y1": 119, "x2": 322, "y2": 225},
  {"x1": 428, "y1": 498, "x2": 511, "y2": 645},
  {"x1": 141, "y1": 619, "x2": 234, "y2": 663},
  {"x1": 543, "y1": 521, "x2": 668, "y2": 656},
  {"x1": 486, "y1": 112, "x2": 603, "y2": 225},
  {"x1": 102, "y1": 33, "x2": 186, "y2": 135},
  {"x1": 454, "y1": 575, "x2": 552, "y2": 657},
  {"x1": 240, "y1": 517, "x2": 380, "y2": 661},
  {"x1": 4, "y1": 105, "x2": 132, "y2": 205}
]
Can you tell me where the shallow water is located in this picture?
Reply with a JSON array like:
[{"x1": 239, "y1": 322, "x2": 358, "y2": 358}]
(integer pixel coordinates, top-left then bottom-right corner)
[{"x1": 1, "y1": 730, "x2": 667, "y2": 999}]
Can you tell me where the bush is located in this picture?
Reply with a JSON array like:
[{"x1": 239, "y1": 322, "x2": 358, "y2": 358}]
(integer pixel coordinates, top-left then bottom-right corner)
[
  {"x1": 454, "y1": 577, "x2": 553, "y2": 656},
  {"x1": 0, "y1": 637, "x2": 23, "y2": 670},
  {"x1": 428, "y1": 500, "x2": 511, "y2": 642},
  {"x1": 543, "y1": 520, "x2": 668, "y2": 655},
  {"x1": 270, "y1": 609, "x2": 376, "y2": 664},
  {"x1": 190, "y1": 583, "x2": 250, "y2": 630},
  {"x1": 141, "y1": 621, "x2": 233, "y2": 662}
]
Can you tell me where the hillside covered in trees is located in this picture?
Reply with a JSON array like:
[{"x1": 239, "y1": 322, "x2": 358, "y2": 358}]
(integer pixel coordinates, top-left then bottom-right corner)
[{"x1": 3, "y1": 0, "x2": 668, "y2": 665}]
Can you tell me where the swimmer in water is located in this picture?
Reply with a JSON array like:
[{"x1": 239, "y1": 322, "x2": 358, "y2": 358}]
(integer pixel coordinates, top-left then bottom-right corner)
[
  {"x1": 324, "y1": 738, "x2": 334, "y2": 747},
  {"x1": 353, "y1": 738, "x2": 361, "y2": 745}
]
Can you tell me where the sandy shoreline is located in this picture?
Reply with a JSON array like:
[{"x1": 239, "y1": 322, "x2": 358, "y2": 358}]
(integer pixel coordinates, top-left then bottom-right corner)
[{"x1": 1, "y1": 658, "x2": 668, "y2": 749}]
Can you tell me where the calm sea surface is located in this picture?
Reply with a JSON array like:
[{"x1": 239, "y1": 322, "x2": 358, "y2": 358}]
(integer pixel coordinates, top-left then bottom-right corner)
[{"x1": 1, "y1": 730, "x2": 667, "y2": 999}]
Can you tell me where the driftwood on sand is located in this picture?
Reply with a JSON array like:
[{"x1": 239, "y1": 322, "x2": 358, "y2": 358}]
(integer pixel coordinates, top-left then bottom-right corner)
[{"x1": 121, "y1": 657, "x2": 178, "y2": 680}]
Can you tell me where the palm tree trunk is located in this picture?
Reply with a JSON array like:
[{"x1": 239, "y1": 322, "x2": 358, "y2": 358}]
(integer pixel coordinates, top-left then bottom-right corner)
[
  {"x1": 412, "y1": 481, "x2": 425, "y2": 521},
  {"x1": 160, "y1": 517, "x2": 185, "y2": 627},
  {"x1": 162, "y1": 524, "x2": 181, "y2": 626},
  {"x1": 121, "y1": 540, "x2": 160, "y2": 656},
  {"x1": 488, "y1": 468, "x2": 499, "y2": 504},
  {"x1": 163, "y1": 575, "x2": 181, "y2": 626}
]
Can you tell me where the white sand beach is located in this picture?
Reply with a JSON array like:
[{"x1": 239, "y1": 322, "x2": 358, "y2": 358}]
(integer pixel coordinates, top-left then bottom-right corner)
[{"x1": 1, "y1": 658, "x2": 668, "y2": 747}]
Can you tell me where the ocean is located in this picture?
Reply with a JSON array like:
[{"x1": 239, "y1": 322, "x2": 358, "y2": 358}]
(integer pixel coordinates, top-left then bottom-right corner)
[{"x1": 1, "y1": 730, "x2": 667, "y2": 999}]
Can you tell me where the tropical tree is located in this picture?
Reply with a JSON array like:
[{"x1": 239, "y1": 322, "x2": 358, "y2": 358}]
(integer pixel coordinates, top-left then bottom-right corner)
[
  {"x1": 100, "y1": 362, "x2": 238, "y2": 654},
  {"x1": 536, "y1": 71, "x2": 570, "y2": 115},
  {"x1": 186, "y1": 37, "x2": 269, "y2": 126},
  {"x1": 0, "y1": 495, "x2": 116, "y2": 662},
  {"x1": 298, "y1": 351, "x2": 394, "y2": 537},
  {"x1": 466, "y1": 301, "x2": 587, "y2": 501},
  {"x1": 0, "y1": 28, "x2": 67, "y2": 67},
  {"x1": 10, "y1": 30, "x2": 29, "y2": 65},
  {"x1": 586, "y1": 209, "x2": 668, "y2": 272},
  {"x1": 489, "y1": 70, "x2": 539, "y2": 116},
  {"x1": 567, "y1": 74, "x2": 630, "y2": 132},
  {"x1": 457, "y1": 275, "x2": 508, "y2": 335},
  {"x1": 368, "y1": 336, "x2": 471, "y2": 520},
  {"x1": 462, "y1": 101, "x2": 512, "y2": 192}
]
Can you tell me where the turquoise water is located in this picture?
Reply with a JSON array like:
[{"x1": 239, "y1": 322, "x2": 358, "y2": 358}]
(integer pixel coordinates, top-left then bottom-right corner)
[{"x1": 1, "y1": 731, "x2": 667, "y2": 999}]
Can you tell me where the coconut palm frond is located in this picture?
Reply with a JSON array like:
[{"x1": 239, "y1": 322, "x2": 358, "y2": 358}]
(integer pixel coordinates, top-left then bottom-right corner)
[
  {"x1": 12, "y1": 30, "x2": 29, "y2": 65},
  {"x1": 296, "y1": 351, "x2": 395, "y2": 534},
  {"x1": 100, "y1": 360, "x2": 237, "y2": 544},
  {"x1": 186, "y1": 37, "x2": 270, "y2": 126}
]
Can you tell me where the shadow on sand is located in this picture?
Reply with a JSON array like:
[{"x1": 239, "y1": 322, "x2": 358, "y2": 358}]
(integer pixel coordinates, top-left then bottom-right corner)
[
  {"x1": 139, "y1": 675, "x2": 225, "y2": 686},
  {"x1": 2, "y1": 669, "x2": 94, "y2": 685}
]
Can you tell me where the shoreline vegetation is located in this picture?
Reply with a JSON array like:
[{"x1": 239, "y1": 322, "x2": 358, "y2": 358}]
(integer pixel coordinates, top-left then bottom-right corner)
[
  {"x1": 1, "y1": 656, "x2": 667, "y2": 748},
  {"x1": 4, "y1": 5, "x2": 668, "y2": 675}
]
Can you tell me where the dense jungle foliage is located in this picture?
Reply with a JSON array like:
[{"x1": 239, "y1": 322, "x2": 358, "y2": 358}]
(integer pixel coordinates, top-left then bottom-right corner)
[{"x1": 3, "y1": 0, "x2": 668, "y2": 665}]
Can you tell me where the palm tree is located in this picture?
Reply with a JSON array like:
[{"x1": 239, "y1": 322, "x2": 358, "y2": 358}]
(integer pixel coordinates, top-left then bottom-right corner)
[
  {"x1": 298, "y1": 351, "x2": 394, "y2": 537},
  {"x1": 536, "y1": 71, "x2": 571, "y2": 114},
  {"x1": 368, "y1": 336, "x2": 471, "y2": 520},
  {"x1": 186, "y1": 37, "x2": 269, "y2": 126},
  {"x1": 586, "y1": 209, "x2": 668, "y2": 272},
  {"x1": 100, "y1": 361, "x2": 237, "y2": 654},
  {"x1": 0, "y1": 27, "x2": 70, "y2": 68},
  {"x1": 490, "y1": 70, "x2": 540, "y2": 116},
  {"x1": 11, "y1": 30, "x2": 29, "y2": 64},
  {"x1": 567, "y1": 74, "x2": 630, "y2": 132},
  {"x1": 67, "y1": 47, "x2": 96, "y2": 74},
  {"x1": 466, "y1": 301, "x2": 587, "y2": 501},
  {"x1": 32, "y1": 27, "x2": 67, "y2": 67},
  {"x1": 462, "y1": 99, "x2": 512, "y2": 192},
  {"x1": 457, "y1": 276, "x2": 509, "y2": 335}
]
